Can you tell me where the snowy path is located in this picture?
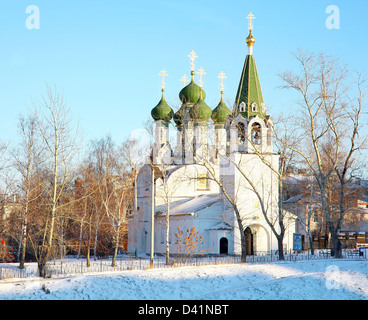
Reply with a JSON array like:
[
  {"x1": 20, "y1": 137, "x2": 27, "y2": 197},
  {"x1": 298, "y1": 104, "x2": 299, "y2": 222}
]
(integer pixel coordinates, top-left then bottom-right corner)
[{"x1": 0, "y1": 259, "x2": 367, "y2": 300}]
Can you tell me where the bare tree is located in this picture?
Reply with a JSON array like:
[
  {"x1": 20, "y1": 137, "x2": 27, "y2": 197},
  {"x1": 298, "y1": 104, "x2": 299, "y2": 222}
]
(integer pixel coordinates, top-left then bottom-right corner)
[
  {"x1": 279, "y1": 50, "x2": 368, "y2": 258},
  {"x1": 154, "y1": 163, "x2": 183, "y2": 265},
  {"x1": 191, "y1": 112, "x2": 296, "y2": 261},
  {"x1": 198, "y1": 157, "x2": 247, "y2": 262},
  {"x1": 77, "y1": 163, "x2": 96, "y2": 266},
  {"x1": 89, "y1": 135, "x2": 134, "y2": 267},
  {"x1": 10, "y1": 114, "x2": 44, "y2": 268},
  {"x1": 0, "y1": 141, "x2": 8, "y2": 172},
  {"x1": 33, "y1": 86, "x2": 81, "y2": 276}
]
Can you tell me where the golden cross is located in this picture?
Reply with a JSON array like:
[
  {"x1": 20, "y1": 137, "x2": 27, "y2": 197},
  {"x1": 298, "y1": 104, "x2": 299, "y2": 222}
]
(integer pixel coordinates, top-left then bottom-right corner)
[
  {"x1": 246, "y1": 12, "x2": 256, "y2": 30},
  {"x1": 180, "y1": 74, "x2": 189, "y2": 87},
  {"x1": 197, "y1": 67, "x2": 206, "y2": 88},
  {"x1": 217, "y1": 71, "x2": 227, "y2": 92},
  {"x1": 158, "y1": 69, "x2": 168, "y2": 89},
  {"x1": 188, "y1": 50, "x2": 198, "y2": 71}
]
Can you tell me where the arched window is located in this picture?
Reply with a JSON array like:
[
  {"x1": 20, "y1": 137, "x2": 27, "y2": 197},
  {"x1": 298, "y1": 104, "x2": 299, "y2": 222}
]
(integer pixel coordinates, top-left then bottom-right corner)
[
  {"x1": 237, "y1": 122, "x2": 246, "y2": 145},
  {"x1": 251, "y1": 102, "x2": 257, "y2": 113},
  {"x1": 251, "y1": 122, "x2": 261, "y2": 145},
  {"x1": 244, "y1": 227, "x2": 254, "y2": 255},
  {"x1": 219, "y1": 237, "x2": 228, "y2": 254}
]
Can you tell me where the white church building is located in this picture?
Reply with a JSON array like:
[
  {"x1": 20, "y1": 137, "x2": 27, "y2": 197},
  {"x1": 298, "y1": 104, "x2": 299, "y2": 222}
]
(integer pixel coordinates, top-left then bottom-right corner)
[{"x1": 128, "y1": 16, "x2": 297, "y2": 257}]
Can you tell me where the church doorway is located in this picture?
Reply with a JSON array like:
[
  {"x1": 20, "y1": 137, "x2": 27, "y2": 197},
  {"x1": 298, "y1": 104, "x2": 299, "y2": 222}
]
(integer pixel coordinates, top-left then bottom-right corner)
[
  {"x1": 219, "y1": 237, "x2": 228, "y2": 254},
  {"x1": 244, "y1": 227, "x2": 254, "y2": 255}
]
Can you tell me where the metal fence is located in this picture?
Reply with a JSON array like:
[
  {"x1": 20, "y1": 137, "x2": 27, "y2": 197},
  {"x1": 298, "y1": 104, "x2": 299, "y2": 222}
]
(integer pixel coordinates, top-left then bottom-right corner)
[{"x1": 0, "y1": 248, "x2": 366, "y2": 281}]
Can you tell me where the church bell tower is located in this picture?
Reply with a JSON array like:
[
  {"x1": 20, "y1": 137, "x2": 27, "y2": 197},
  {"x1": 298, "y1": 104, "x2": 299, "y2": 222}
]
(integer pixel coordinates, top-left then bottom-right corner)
[{"x1": 227, "y1": 12, "x2": 273, "y2": 155}]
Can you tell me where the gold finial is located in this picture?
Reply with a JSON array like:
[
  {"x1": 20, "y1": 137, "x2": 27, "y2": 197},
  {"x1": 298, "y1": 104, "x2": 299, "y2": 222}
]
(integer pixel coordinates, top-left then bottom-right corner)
[
  {"x1": 180, "y1": 74, "x2": 189, "y2": 87},
  {"x1": 246, "y1": 30, "x2": 255, "y2": 47},
  {"x1": 197, "y1": 67, "x2": 206, "y2": 88},
  {"x1": 159, "y1": 69, "x2": 168, "y2": 90},
  {"x1": 188, "y1": 50, "x2": 198, "y2": 71},
  {"x1": 217, "y1": 71, "x2": 227, "y2": 93},
  {"x1": 246, "y1": 12, "x2": 256, "y2": 30}
]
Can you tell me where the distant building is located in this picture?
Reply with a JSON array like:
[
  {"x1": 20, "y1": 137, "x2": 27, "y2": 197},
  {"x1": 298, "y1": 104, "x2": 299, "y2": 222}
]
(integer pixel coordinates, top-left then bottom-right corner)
[{"x1": 283, "y1": 172, "x2": 368, "y2": 249}]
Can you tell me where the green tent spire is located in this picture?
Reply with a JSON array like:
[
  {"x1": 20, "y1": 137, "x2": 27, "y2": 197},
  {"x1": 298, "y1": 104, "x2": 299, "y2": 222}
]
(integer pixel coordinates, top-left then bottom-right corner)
[{"x1": 233, "y1": 27, "x2": 266, "y2": 119}]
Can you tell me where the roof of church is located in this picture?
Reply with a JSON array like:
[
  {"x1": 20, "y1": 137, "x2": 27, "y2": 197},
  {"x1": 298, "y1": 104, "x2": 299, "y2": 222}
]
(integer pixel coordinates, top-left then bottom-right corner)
[
  {"x1": 206, "y1": 221, "x2": 233, "y2": 230},
  {"x1": 179, "y1": 71, "x2": 206, "y2": 105},
  {"x1": 151, "y1": 14, "x2": 267, "y2": 124},
  {"x1": 151, "y1": 89, "x2": 174, "y2": 122},
  {"x1": 211, "y1": 93, "x2": 231, "y2": 125},
  {"x1": 189, "y1": 89, "x2": 212, "y2": 123},
  {"x1": 155, "y1": 194, "x2": 223, "y2": 216},
  {"x1": 233, "y1": 43, "x2": 265, "y2": 119}
]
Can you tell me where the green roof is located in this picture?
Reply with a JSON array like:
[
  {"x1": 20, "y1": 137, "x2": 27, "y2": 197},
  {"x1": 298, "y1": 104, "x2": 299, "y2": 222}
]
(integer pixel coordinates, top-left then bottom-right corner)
[
  {"x1": 151, "y1": 92, "x2": 174, "y2": 122},
  {"x1": 179, "y1": 75, "x2": 206, "y2": 105},
  {"x1": 234, "y1": 54, "x2": 265, "y2": 119},
  {"x1": 189, "y1": 90, "x2": 212, "y2": 122},
  {"x1": 211, "y1": 96, "x2": 231, "y2": 124}
]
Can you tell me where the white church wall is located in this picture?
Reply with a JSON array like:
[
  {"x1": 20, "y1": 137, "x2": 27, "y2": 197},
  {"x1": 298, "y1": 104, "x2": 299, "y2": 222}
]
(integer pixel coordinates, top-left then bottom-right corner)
[
  {"x1": 207, "y1": 229, "x2": 233, "y2": 254},
  {"x1": 219, "y1": 151, "x2": 282, "y2": 254},
  {"x1": 154, "y1": 164, "x2": 220, "y2": 208},
  {"x1": 192, "y1": 202, "x2": 228, "y2": 254}
]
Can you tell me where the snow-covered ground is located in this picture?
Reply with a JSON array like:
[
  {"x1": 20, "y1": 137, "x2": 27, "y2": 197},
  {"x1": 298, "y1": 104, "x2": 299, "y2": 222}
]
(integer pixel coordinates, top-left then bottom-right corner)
[{"x1": 0, "y1": 259, "x2": 367, "y2": 300}]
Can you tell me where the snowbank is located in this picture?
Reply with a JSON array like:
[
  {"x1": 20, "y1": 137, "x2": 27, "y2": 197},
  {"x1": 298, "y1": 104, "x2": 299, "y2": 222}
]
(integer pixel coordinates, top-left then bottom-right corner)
[{"x1": 0, "y1": 259, "x2": 367, "y2": 300}]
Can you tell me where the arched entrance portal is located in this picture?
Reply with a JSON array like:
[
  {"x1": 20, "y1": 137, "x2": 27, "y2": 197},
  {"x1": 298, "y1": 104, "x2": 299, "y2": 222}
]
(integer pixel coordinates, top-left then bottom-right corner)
[
  {"x1": 244, "y1": 224, "x2": 270, "y2": 255},
  {"x1": 244, "y1": 227, "x2": 254, "y2": 255},
  {"x1": 219, "y1": 237, "x2": 228, "y2": 254}
]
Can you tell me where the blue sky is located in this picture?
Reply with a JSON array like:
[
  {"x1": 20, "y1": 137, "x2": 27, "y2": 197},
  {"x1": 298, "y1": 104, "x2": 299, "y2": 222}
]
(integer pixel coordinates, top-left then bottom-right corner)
[{"x1": 1, "y1": 0, "x2": 368, "y2": 148}]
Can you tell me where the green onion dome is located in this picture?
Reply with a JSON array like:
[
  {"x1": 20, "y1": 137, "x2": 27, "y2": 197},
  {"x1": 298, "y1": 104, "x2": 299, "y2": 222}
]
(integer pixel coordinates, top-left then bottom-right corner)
[
  {"x1": 211, "y1": 93, "x2": 231, "y2": 124},
  {"x1": 151, "y1": 90, "x2": 174, "y2": 122},
  {"x1": 189, "y1": 89, "x2": 212, "y2": 122},
  {"x1": 179, "y1": 71, "x2": 206, "y2": 105}
]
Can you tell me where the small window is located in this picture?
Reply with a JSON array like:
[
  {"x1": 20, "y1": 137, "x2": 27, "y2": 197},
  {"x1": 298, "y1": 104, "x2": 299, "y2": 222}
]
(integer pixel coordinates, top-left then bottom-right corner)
[
  {"x1": 251, "y1": 102, "x2": 257, "y2": 113},
  {"x1": 254, "y1": 200, "x2": 259, "y2": 209},
  {"x1": 197, "y1": 173, "x2": 209, "y2": 190},
  {"x1": 239, "y1": 102, "x2": 246, "y2": 113}
]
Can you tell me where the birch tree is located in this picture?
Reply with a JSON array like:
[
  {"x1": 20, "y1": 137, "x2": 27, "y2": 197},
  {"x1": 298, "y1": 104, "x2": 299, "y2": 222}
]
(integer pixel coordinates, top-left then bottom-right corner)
[
  {"x1": 33, "y1": 86, "x2": 81, "y2": 276},
  {"x1": 10, "y1": 114, "x2": 44, "y2": 268},
  {"x1": 90, "y1": 136, "x2": 134, "y2": 267},
  {"x1": 200, "y1": 158, "x2": 248, "y2": 262}
]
